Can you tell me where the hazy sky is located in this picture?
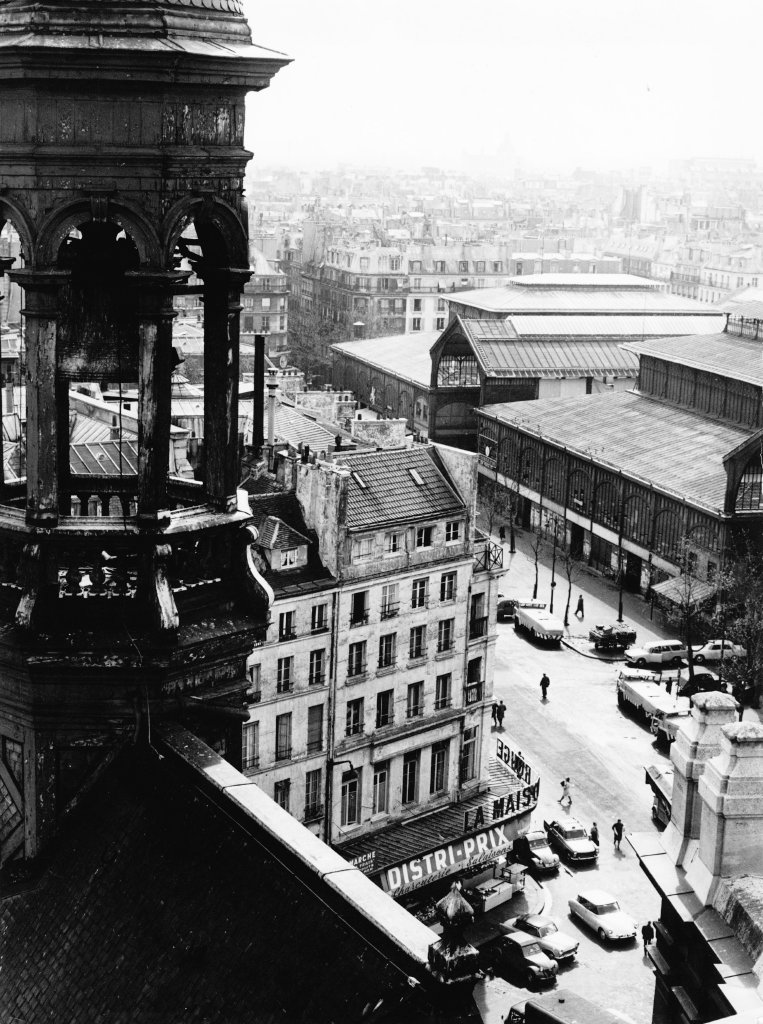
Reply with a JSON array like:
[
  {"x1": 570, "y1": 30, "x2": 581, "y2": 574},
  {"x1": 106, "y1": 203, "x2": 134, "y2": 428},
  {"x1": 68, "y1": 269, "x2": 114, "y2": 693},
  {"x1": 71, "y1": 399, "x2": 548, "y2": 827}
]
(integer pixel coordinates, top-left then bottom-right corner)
[{"x1": 242, "y1": 0, "x2": 761, "y2": 175}]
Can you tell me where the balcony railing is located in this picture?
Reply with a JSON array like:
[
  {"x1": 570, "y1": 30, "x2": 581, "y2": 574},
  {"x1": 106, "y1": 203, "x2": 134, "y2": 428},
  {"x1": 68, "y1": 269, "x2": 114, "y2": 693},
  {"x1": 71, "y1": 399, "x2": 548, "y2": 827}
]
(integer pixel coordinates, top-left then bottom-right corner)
[
  {"x1": 276, "y1": 681, "x2": 293, "y2": 694},
  {"x1": 304, "y1": 803, "x2": 324, "y2": 823},
  {"x1": 406, "y1": 704, "x2": 423, "y2": 719},
  {"x1": 242, "y1": 754, "x2": 260, "y2": 770},
  {"x1": 469, "y1": 616, "x2": 488, "y2": 640},
  {"x1": 306, "y1": 738, "x2": 323, "y2": 754},
  {"x1": 349, "y1": 611, "x2": 369, "y2": 627},
  {"x1": 473, "y1": 539, "x2": 504, "y2": 573},
  {"x1": 311, "y1": 623, "x2": 329, "y2": 635},
  {"x1": 275, "y1": 746, "x2": 292, "y2": 762},
  {"x1": 376, "y1": 714, "x2": 394, "y2": 728},
  {"x1": 279, "y1": 629, "x2": 297, "y2": 642},
  {"x1": 377, "y1": 656, "x2": 396, "y2": 670},
  {"x1": 347, "y1": 662, "x2": 366, "y2": 680},
  {"x1": 345, "y1": 723, "x2": 364, "y2": 737},
  {"x1": 434, "y1": 697, "x2": 452, "y2": 711},
  {"x1": 437, "y1": 639, "x2": 454, "y2": 654},
  {"x1": 464, "y1": 682, "x2": 484, "y2": 704},
  {"x1": 308, "y1": 672, "x2": 326, "y2": 687},
  {"x1": 380, "y1": 603, "x2": 399, "y2": 620}
]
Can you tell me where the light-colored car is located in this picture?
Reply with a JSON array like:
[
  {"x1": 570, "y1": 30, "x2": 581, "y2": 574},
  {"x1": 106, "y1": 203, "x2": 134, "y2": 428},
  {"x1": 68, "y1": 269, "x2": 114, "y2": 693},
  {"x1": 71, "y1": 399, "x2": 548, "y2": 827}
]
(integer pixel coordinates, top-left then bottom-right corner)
[
  {"x1": 506, "y1": 914, "x2": 579, "y2": 963},
  {"x1": 544, "y1": 819, "x2": 599, "y2": 864},
  {"x1": 568, "y1": 889, "x2": 637, "y2": 943},
  {"x1": 625, "y1": 639, "x2": 688, "y2": 669},
  {"x1": 691, "y1": 639, "x2": 746, "y2": 665}
]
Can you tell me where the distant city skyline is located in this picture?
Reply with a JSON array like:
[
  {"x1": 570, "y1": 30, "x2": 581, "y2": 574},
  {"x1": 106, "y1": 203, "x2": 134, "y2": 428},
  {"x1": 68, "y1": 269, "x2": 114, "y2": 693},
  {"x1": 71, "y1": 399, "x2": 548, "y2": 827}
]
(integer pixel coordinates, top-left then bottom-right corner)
[{"x1": 242, "y1": 0, "x2": 762, "y2": 178}]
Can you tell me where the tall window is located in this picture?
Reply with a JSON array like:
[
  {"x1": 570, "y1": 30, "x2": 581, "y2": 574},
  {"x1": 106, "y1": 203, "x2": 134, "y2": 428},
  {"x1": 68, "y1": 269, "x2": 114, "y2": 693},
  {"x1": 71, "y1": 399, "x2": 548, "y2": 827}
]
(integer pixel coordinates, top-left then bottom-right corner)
[
  {"x1": 460, "y1": 727, "x2": 478, "y2": 783},
  {"x1": 274, "y1": 778, "x2": 290, "y2": 811},
  {"x1": 437, "y1": 618, "x2": 454, "y2": 653},
  {"x1": 402, "y1": 751, "x2": 420, "y2": 804},
  {"x1": 346, "y1": 698, "x2": 364, "y2": 736},
  {"x1": 435, "y1": 673, "x2": 451, "y2": 710},
  {"x1": 275, "y1": 713, "x2": 292, "y2": 762},
  {"x1": 440, "y1": 571, "x2": 456, "y2": 602},
  {"x1": 311, "y1": 603, "x2": 328, "y2": 632},
  {"x1": 307, "y1": 704, "x2": 323, "y2": 753},
  {"x1": 348, "y1": 641, "x2": 366, "y2": 678},
  {"x1": 354, "y1": 537, "x2": 373, "y2": 561},
  {"x1": 430, "y1": 741, "x2": 450, "y2": 794},
  {"x1": 378, "y1": 632, "x2": 396, "y2": 669},
  {"x1": 407, "y1": 680, "x2": 423, "y2": 718},
  {"x1": 243, "y1": 721, "x2": 259, "y2": 770},
  {"x1": 411, "y1": 577, "x2": 428, "y2": 609},
  {"x1": 277, "y1": 657, "x2": 293, "y2": 693},
  {"x1": 341, "y1": 769, "x2": 361, "y2": 826},
  {"x1": 373, "y1": 761, "x2": 390, "y2": 815},
  {"x1": 350, "y1": 591, "x2": 369, "y2": 626},
  {"x1": 376, "y1": 689, "x2": 394, "y2": 728},
  {"x1": 279, "y1": 610, "x2": 296, "y2": 641},
  {"x1": 409, "y1": 625, "x2": 426, "y2": 660},
  {"x1": 309, "y1": 649, "x2": 325, "y2": 686},
  {"x1": 415, "y1": 526, "x2": 433, "y2": 548},
  {"x1": 305, "y1": 768, "x2": 322, "y2": 820},
  {"x1": 445, "y1": 521, "x2": 461, "y2": 543},
  {"x1": 385, "y1": 532, "x2": 402, "y2": 555},
  {"x1": 381, "y1": 582, "x2": 399, "y2": 618}
]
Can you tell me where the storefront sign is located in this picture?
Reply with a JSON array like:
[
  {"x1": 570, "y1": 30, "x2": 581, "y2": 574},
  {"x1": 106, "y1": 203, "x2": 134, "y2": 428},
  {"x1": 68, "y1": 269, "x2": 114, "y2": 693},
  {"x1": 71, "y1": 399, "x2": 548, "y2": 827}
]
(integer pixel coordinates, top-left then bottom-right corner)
[
  {"x1": 496, "y1": 737, "x2": 533, "y2": 785},
  {"x1": 380, "y1": 824, "x2": 512, "y2": 897},
  {"x1": 463, "y1": 781, "x2": 539, "y2": 832},
  {"x1": 349, "y1": 850, "x2": 377, "y2": 874}
]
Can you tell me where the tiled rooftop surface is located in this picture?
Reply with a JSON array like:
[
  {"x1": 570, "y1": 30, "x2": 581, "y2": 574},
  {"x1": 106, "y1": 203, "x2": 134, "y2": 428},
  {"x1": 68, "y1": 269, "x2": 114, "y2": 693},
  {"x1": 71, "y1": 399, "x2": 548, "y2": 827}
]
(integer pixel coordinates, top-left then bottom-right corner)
[
  {"x1": 334, "y1": 446, "x2": 465, "y2": 529},
  {"x1": 480, "y1": 390, "x2": 751, "y2": 512},
  {"x1": 249, "y1": 492, "x2": 336, "y2": 596},
  {"x1": 624, "y1": 332, "x2": 763, "y2": 387},
  {"x1": 0, "y1": 749, "x2": 420, "y2": 1024}
]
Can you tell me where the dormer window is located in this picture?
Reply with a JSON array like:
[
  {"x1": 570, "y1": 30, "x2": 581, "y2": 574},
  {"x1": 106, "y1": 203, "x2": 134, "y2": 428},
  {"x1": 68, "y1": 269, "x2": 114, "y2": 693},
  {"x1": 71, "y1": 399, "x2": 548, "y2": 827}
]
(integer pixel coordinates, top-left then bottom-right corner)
[{"x1": 282, "y1": 548, "x2": 298, "y2": 567}]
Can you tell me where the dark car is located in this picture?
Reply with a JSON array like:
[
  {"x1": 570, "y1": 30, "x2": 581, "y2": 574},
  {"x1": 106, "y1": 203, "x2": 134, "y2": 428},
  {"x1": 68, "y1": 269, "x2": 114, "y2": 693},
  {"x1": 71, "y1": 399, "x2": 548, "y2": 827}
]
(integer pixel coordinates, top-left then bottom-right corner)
[
  {"x1": 513, "y1": 830, "x2": 560, "y2": 874},
  {"x1": 543, "y1": 819, "x2": 598, "y2": 864},
  {"x1": 497, "y1": 596, "x2": 518, "y2": 621},
  {"x1": 480, "y1": 930, "x2": 558, "y2": 988}
]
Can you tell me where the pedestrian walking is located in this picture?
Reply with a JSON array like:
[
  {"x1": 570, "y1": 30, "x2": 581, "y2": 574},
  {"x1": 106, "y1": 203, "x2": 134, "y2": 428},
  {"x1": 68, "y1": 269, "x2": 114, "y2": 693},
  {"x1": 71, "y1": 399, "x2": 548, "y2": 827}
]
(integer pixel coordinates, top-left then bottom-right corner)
[
  {"x1": 558, "y1": 778, "x2": 572, "y2": 806},
  {"x1": 575, "y1": 594, "x2": 585, "y2": 619},
  {"x1": 612, "y1": 818, "x2": 624, "y2": 850},
  {"x1": 540, "y1": 673, "x2": 550, "y2": 701},
  {"x1": 641, "y1": 921, "x2": 655, "y2": 951},
  {"x1": 496, "y1": 700, "x2": 506, "y2": 730},
  {"x1": 499, "y1": 526, "x2": 506, "y2": 543},
  {"x1": 590, "y1": 822, "x2": 599, "y2": 846},
  {"x1": 491, "y1": 701, "x2": 498, "y2": 728}
]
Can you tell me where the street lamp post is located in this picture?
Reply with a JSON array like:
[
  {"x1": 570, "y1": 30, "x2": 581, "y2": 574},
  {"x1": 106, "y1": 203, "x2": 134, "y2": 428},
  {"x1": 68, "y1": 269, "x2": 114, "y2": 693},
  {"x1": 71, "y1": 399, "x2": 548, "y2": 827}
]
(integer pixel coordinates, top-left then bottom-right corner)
[{"x1": 547, "y1": 514, "x2": 559, "y2": 614}]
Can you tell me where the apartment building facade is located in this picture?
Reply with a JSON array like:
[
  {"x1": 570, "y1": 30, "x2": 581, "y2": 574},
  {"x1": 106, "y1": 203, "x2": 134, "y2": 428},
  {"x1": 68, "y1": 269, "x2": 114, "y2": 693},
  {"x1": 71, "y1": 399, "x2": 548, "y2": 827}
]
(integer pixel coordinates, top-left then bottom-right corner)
[{"x1": 241, "y1": 247, "x2": 289, "y2": 360}]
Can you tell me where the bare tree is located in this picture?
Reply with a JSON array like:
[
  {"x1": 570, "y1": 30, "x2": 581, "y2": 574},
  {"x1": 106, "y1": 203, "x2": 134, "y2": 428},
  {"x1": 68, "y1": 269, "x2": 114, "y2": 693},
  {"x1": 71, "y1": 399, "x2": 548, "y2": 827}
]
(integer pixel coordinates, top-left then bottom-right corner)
[
  {"x1": 712, "y1": 535, "x2": 763, "y2": 709},
  {"x1": 530, "y1": 529, "x2": 544, "y2": 600},
  {"x1": 560, "y1": 546, "x2": 586, "y2": 627},
  {"x1": 663, "y1": 539, "x2": 714, "y2": 684}
]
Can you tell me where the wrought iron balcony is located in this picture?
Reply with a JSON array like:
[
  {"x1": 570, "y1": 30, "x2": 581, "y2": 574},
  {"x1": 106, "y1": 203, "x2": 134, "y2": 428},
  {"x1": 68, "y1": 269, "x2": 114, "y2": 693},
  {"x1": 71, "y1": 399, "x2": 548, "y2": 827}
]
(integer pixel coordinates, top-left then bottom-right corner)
[
  {"x1": 464, "y1": 682, "x2": 484, "y2": 704},
  {"x1": 469, "y1": 616, "x2": 488, "y2": 640}
]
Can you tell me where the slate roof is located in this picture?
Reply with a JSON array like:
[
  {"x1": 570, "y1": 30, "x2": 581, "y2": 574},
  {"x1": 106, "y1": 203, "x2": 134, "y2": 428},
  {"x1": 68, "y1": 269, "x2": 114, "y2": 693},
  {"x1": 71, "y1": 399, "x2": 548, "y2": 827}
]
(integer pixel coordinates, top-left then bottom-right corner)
[
  {"x1": 239, "y1": 399, "x2": 337, "y2": 453},
  {"x1": 480, "y1": 391, "x2": 751, "y2": 513},
  {"x1": 332, "y1": 332, "x2": 438, "y2": 390},
  {"x1": 0, "y1": 747, "x2": 427, "y2": 1024},
  {"x1": 69, "y1": 440, "x2": 140, "y2": 476},
  {"x1": 467, "y1": 338, "x2": 638, "y2": 379},
  {"x1": 623, "y1": 332, "x2": 763, "y2": 388},
  {"x1": 249, "y1": 492, "x2": 336, "y2": 596},
  {"x1": 257, "y1": 514, "x2": 311, "y2": 550},
  {"x1": 334, "y1": 446, "x2": 466, "y2": 530}
]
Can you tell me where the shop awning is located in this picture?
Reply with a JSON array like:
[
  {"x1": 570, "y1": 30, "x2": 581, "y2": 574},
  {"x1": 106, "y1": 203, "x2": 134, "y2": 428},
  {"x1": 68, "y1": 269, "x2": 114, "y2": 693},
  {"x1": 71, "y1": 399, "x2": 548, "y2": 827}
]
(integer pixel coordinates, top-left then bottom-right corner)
[
  {"x1": 644, "y1": 764, "x2": 674, "y2": 804},
  {"x1": 651, "y1": 574, "x2": 717, "y2": 607},
  {"x1": 334, "y1": 755, "x2": 537, "y2": 897}
]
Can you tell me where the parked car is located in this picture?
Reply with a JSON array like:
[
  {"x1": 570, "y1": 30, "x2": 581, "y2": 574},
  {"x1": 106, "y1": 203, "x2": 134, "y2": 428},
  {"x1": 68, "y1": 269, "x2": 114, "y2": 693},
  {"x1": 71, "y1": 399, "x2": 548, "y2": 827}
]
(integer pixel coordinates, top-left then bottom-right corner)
[
  {"x1": 497, "y1": 595, "x2": 518, "y2": 622},
  {"x1": 513, "y1": 830, "x2": 560, "y2": 874},
  {"x1": 568, "y1": 889, "x2": 637, "y2": 943},
  {"x1": 691, "y1": 639, "x2": 747, "y2": 665},
  {"x1": 543, "y1": 819, "x2": 598, "y2": 864},
  {"x1": 676, "y1": 667, "x2": 723, "y2": 699},
  {"x1": 506, "y1": 914, "x2": 579, "y2": 963},
  {"x1": 481, "y1": 930, "x2": 558, "y2": 987},
  {"x1": 624, "y1": 639, "x2": 688, "y2": 669}
]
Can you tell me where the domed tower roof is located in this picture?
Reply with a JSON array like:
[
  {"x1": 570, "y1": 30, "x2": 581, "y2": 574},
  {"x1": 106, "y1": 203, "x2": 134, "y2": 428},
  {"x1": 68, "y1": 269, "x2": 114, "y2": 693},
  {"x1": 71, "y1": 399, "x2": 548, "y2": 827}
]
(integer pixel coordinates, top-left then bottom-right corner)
[{"x1": 0, "y1": 0, "x2": 258, "y2": 47}]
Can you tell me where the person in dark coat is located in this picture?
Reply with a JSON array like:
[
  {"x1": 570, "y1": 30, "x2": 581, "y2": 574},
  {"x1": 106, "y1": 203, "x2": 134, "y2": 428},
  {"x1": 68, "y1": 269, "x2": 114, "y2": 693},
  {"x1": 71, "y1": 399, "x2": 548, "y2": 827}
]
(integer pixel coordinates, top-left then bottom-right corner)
[
  {"x1": 499, "y1": 526, "x2": 506, "y2": 543},
  {"x1": 612, "y1": 818, "x2": 625, "y2": 850},
  {"x1": 496, "y1": 700, "x2": 506, "y2": 729},
  {"x1": 540, "y1": 673, "x2": 550, "y2": 701},
  {"x1": 491, "y1": 702, "x2": 498, "y2": 727},
  {"x1": 641, "y1": 921, "x2": 655, "y2": 950},
  {"x1": 575, "y1": 594, "x2": 585, "y2": 618},
  {"x1": 590, "y1": 821, "x2": 599, "y2": 846}
]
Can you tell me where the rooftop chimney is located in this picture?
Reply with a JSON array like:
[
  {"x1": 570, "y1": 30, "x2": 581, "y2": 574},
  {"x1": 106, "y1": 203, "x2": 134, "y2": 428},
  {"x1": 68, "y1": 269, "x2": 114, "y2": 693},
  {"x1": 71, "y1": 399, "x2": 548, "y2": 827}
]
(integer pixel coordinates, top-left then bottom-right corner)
[{"x1": 266, "y1": 369, "x2": 278, "y2": 449}]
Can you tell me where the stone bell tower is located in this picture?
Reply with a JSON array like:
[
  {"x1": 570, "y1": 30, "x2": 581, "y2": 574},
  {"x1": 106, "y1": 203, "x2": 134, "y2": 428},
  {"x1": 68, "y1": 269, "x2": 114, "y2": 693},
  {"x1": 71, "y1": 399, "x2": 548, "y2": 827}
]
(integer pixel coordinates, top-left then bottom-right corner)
[{"x1": 0, "y1": 0, "x2": 288, "y2": 866}]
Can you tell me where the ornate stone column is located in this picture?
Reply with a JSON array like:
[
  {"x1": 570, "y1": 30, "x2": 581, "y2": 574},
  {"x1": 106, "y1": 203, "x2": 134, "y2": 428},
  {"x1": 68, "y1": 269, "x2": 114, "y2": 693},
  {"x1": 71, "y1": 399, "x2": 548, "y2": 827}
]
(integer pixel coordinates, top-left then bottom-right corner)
[
  {"x1": 203, "y1": 269, "x2": 250, "y2": 512},
  {"x1": 12, "y1": 269, "x2": 69, "y2": 527},
  {"x1": 662, "y1": 691, "x2": 738, "y2": 866},
  {"x1": 128, "y1": 271, "x2": 186, "y2": 525}
]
